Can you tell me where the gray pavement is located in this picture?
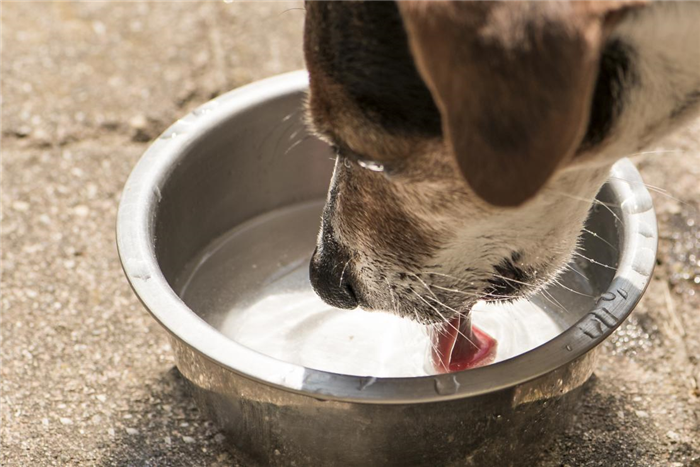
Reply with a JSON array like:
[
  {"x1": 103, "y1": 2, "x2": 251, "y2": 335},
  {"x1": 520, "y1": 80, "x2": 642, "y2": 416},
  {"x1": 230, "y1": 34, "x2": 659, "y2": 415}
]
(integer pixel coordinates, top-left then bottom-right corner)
[{"x1": 1, "y1": 3, "x2": 698, "y2": 466}]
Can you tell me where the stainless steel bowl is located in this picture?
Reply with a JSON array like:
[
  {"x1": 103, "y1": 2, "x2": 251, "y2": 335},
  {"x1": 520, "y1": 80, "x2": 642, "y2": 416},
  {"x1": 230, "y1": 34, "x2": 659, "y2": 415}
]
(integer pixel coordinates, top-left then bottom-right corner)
[{"x1": 117, "y1": 71, "x2": 657, "y2": 466}]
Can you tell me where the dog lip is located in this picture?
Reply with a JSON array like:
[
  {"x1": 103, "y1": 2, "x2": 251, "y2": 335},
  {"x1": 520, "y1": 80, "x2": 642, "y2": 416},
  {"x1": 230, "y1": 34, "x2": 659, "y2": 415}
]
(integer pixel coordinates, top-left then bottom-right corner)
[
  {"x1": 484, "y1": 256, "x2": 530, "y2": 300},
  {"x1": 484, "y1": 275, "x2": 525, "y2": 300}
]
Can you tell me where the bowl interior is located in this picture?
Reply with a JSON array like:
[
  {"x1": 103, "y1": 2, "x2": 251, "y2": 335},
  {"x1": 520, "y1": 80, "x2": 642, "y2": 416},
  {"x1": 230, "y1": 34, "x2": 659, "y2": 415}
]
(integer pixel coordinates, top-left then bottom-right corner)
[{"x1": 151, "y1": 83, "x2": 621, "y2": 378}]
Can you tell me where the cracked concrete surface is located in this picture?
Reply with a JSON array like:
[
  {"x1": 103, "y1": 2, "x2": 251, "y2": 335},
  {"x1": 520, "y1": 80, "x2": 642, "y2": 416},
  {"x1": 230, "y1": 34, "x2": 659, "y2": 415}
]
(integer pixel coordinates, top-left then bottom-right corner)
[{"x1": 1, "y1": 2, "x2": 698, "y2": 466}]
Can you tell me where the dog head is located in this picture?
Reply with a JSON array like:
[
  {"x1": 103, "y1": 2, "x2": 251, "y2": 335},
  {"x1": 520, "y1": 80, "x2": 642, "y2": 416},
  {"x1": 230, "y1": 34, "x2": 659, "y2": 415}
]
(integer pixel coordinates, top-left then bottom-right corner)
[{"x1": 303, "y1": 1, "x2": 688, "y2": 323}]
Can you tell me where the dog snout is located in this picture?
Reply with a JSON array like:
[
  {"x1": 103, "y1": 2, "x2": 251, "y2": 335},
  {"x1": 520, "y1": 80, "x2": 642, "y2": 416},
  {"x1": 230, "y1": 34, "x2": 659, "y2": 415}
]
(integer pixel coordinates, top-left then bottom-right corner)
[{"x1": 309, "y1": 244, "x2": 359, "y2": 309}]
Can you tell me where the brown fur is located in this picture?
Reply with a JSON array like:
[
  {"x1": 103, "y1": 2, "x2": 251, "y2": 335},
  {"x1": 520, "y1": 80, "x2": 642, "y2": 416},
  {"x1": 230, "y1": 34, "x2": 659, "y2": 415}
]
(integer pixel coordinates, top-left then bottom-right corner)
[{"x1": 398, "y1": 1, "x2": 645, "y2": 206}]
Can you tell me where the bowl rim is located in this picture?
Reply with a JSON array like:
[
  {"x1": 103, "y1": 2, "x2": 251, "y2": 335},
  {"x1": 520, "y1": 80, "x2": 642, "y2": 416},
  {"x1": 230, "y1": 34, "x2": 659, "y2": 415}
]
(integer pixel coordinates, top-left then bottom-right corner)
[{"x1": 117, "y1": 70, "x2": 658, "y2": 404}]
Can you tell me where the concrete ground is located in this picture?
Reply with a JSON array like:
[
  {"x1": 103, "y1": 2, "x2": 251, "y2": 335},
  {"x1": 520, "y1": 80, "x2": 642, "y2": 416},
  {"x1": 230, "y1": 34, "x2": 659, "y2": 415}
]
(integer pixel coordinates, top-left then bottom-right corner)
[{"x1": 1, "y1": 3, "x2": 698, "y2": 466}]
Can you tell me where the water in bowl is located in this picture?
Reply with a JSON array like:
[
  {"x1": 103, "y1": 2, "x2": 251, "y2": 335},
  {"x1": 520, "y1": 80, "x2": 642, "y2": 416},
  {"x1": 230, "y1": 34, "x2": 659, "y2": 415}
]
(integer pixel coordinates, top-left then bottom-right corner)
[{"x1": 176, "y1": 200, "x2": 597, "y2": 377}]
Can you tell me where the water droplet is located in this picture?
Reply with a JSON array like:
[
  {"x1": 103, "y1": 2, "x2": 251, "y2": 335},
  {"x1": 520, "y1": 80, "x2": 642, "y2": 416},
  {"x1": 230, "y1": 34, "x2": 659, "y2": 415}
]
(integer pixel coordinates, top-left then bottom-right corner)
[
  {"x1": 434, "y1": 375, "x2": 460, "y2": 395},
  {"x1": 358, "y1": 376, "x2": 376, "y2": 391},
  {"x1": 159, "y1": 130, "x2": 178, "y2": 140},
  {"x1": 631, "y1": 247, "x2": 655, "y2": 276},
  {"x1": 133, "y1": 271, "x2": 151, "y2": 281},
  {"x1": 599, "y1": 292, "x2": 616, "y2": 302},
  {"x1": 638, "y1": 221, "x2": 655, "y2": 239},
  {"x1": 357, "y1": 159, "x2": 384, "y2": 172},
  {"x1": 193, "y1": 107, "x2": 212, "y2": 117},
  {"x1": 621, "y1": 199, "x2": 650, "y2": 215},
  {"x1": 127, "y1": 259, "x2": 151, "y2": 282}
]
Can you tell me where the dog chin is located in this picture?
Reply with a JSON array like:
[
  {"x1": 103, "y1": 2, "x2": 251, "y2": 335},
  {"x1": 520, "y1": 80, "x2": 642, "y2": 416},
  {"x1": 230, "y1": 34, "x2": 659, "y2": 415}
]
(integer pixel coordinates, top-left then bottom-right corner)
[{"x1": 355, "y1": 254, "x2": 570, "y2": 325}]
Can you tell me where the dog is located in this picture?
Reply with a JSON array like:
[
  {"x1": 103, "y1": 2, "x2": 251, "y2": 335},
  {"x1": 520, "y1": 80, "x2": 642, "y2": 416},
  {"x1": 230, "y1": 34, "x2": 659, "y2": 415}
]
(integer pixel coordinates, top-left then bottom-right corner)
[{"x1": 304, "y1": 1, "x2": 700, "y2": 331}]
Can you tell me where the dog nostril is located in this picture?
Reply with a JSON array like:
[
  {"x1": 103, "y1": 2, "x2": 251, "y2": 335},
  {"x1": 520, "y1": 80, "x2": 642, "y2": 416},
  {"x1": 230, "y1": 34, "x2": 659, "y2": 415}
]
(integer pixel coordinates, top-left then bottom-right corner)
[
  {"x1": 343, "y1": 281, "x2": 358, "y2": 304},
  {"x1": 309, "y1": 248, "x2": 359, "y2": 310}
]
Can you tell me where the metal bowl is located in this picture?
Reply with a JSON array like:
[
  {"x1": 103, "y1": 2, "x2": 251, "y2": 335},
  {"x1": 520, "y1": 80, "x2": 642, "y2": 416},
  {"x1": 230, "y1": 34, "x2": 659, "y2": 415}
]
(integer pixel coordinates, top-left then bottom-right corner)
[{"x1": 117, "y1": 71, "x2": 657, "y2": 466}]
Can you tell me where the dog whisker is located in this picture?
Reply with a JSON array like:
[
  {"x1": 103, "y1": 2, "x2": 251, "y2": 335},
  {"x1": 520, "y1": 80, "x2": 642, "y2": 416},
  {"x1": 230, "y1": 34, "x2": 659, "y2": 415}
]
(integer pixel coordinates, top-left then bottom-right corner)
[
  {"x1": 563, "y1": 263, "x2": 589, "y2": 281},
  {"x1": 423, "y1": 270, "x2": 476, "y2": 286},
  {"x1": 386, "y1": 277, "x2": 436, "y2": 358},
  {"x1": 338, "y1": 253, "x2": 358, "y2": 288},
  {"x1": 280, "y1": 109, "x2": 299, "y2": 123},
  {"x1": 278, "y1": 7, "x2": 306, "y2": 17},
  {"x1": 427, "y1": 321, "x2": 448, "y2": 369},
  {"x1": 592, "y1": 199, "x2": 624, "y2": 226},
  {"x1": 423, "y1": 293, "x2": 462, "y2": 315},
  {"x1": 422, "y1": 269, "x2": 530, "y2": 301},
  {"x1": 547, "y1": 189, "x2": 624, "y2": 225},
  {"x1": 546, "y1": 189, "x2": 620, "y2": 208},
  {"x1": 430, "y1": 284, "x2": 483, "y2": 298},
  {"x1": 608, "y1": 175, "x2": 693, "y2": 208},
  {"x1": 581, "y1": 227, "x2": 618, "y2": 252},
  {"x1": 489, "y1": 272, "x2": 537, "y2": 289},
  {"x1": 383, "y1": 277, "x2": 398, "y2": 312},
  {"x1": 572, "y1": 251, "x2": 617, "y2": 270},
  {"x1": 540, "y1": 288, "x2": 568, "y2": 313},
  {"x1": 419, "y1": 308, "x2": 450, "y2": 367},
  {"x1": 284, "y1": 134, "x2": 312, "y2": 156},
  {"x1": 422, "y1": 270, "x2": 502, "y2": 297},
  {"x1": 625, "y1": 149, "x2": 683, "y2": 157},
  {"x1": 410, "y1": 289, "x2": 478, "y2": 350},
  {"x1": 431, "y1": 284, "x2": 521, "y2": 301},
  {"x1": 407, "y1": 272, "x2": 442, "y2": 303},
  {"x1": 552, "y1": 278, "x2": 595, "y2": 298}
]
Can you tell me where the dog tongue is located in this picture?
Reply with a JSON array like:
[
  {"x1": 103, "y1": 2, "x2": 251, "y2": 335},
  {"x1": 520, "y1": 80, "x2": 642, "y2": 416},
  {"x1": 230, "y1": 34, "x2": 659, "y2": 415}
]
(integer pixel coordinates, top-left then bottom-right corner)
[{"x1": 432, "y1": 314, "x2": 497, "y2": 373}]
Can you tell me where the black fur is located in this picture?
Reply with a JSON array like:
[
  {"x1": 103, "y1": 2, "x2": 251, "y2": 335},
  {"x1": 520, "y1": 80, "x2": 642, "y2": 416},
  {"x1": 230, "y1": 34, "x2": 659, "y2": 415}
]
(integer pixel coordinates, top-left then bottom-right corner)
[
  {"x1": 580, "y1": 40, "x2": 637, "y2": 150},
  {"x1": 485, "y1": 251, "x2": 530, "y2": 300},
  {"x1": 309, "y1": 177, "x2": 360, "y2": 309},
  {"x1": 307, "y1": 2, "x2": 640, "y2": 154},
  {"x1": 304, "y1": 1, "x2": 442, "y2": 137}
]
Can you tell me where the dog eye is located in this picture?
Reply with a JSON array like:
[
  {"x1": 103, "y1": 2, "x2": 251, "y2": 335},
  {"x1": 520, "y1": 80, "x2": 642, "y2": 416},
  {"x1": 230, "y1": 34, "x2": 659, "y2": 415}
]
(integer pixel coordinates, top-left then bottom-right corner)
[
  {"x1": 357, "y1": 159, "x2": 385, "y2": 173},
  {"x1": 331, "y1": 143, "x2": 396, "y2": 176}
]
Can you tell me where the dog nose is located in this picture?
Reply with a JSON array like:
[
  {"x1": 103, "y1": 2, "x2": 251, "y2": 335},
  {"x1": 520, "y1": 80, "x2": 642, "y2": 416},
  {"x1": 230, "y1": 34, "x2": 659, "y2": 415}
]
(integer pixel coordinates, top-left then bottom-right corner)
[{"x1": 309, "y1": 245, "x2": 359, "y2": 309}]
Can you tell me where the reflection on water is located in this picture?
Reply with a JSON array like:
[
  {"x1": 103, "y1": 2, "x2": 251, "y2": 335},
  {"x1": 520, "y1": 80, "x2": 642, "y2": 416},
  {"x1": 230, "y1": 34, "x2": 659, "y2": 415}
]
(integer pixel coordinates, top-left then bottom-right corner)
[{"x1": 177, "y1": 200, "x2": 591, "y2": 377}]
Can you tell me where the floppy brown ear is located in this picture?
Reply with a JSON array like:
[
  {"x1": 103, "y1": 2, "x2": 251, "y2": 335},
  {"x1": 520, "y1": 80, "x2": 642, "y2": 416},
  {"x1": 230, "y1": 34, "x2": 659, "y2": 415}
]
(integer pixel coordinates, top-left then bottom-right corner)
[{"x1": 398, "y1": 1, "x2": 644, "y2": 206}]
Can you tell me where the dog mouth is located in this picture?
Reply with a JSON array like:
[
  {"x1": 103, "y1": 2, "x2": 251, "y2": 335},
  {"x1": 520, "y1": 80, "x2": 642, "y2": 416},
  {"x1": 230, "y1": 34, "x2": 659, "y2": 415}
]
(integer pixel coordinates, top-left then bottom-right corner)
[
  {"x1": 431, "y1": 313, "x2": 497, "y2": 373},
  {"x1": 327, "y1": 251, "x2": 536, "y2": 372},
  {"x1": 427, "y1": 254, "x2": 539, "y2": 371}
]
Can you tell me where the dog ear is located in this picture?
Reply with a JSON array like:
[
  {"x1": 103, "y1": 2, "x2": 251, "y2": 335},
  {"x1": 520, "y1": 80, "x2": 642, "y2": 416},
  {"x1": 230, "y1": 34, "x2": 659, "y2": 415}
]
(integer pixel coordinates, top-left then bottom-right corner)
[{"x1": 398, "y1": 1, "x2": 644, "y2": 206}]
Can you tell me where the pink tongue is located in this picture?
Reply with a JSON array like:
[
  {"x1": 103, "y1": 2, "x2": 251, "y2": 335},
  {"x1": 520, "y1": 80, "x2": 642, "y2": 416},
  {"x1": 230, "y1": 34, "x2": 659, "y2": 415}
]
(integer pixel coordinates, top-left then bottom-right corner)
[{"x1": 432, "y1": 315, "x2": 497, "y2": 373}]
